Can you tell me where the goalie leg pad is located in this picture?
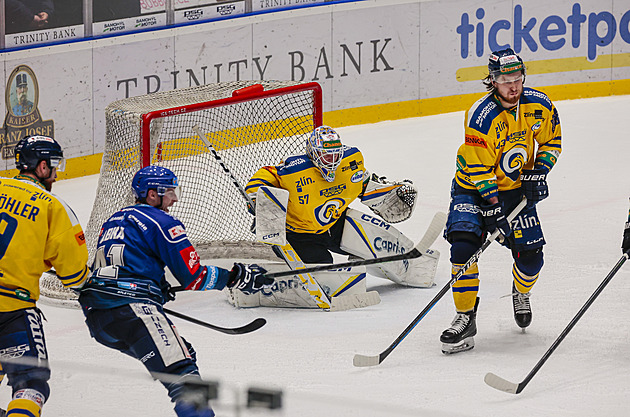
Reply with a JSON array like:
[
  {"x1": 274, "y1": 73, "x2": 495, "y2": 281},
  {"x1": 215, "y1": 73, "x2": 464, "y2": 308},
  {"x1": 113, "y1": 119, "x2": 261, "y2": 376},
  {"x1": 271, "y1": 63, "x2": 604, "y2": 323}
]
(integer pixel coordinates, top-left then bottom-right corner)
[
  {"x1": 367, "y1": 248, "x2": 440, "y2": 287},
  {"x1": 340, "y1": 208, "x2": 439, "y2": 287},
  {"x1": 227, "y1": 262, "x2": 367, "y2": 308}
]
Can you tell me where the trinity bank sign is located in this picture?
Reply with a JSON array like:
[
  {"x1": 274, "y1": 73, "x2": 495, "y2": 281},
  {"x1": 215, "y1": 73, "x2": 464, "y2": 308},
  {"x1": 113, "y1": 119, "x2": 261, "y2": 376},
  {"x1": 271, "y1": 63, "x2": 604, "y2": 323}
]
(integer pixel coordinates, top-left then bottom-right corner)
[{"x1": 114, "y1": 38, "x2": 395, "y2": 98}]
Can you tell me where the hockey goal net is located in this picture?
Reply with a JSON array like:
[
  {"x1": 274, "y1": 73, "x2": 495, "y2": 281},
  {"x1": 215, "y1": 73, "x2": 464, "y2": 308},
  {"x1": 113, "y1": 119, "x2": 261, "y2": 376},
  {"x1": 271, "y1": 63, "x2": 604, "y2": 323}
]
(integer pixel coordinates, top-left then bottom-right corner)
[{"x1": 40, "y1": 80, "x2": 323, "y2": 304}]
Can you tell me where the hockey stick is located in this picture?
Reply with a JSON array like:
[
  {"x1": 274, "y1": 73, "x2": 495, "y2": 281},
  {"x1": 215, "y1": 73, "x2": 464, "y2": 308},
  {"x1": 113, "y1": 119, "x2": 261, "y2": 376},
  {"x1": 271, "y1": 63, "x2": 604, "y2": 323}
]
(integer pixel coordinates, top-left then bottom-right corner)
[
  {"x1": 171, "y1": 212, "x2": 444, "y2": 289},
  {"x1": 163, "y1": 307, "x2": 266, "y2": 335},
  {"x1": 192, "y1": 125, "x2": 255, "y2": 212},
  {"x1": 263, "y1": 211, "x2": 446, "y2": 279},
  {"x1": 37, "y1": 270, "x2": 264, "y2": 334},
  {"x1": 353, "y1": 197, "x2": 527, "y2": 367},
  {"x1": 484, "y1": 251, "x2": 629, "y2": 394}
]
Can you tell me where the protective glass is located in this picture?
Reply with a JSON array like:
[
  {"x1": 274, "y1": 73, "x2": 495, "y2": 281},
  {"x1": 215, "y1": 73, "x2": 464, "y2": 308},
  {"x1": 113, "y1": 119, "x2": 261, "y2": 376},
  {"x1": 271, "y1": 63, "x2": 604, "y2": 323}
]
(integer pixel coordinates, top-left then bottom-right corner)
[
  {"x1": 49, "y1": 157, "x2": 66, "y2": 172},
  {"x1": 157, "y1": 186, "x2": 181, "y2": 199},
  {"x1": 493, "y1": 74, "x2": 524, "y2": 85}
]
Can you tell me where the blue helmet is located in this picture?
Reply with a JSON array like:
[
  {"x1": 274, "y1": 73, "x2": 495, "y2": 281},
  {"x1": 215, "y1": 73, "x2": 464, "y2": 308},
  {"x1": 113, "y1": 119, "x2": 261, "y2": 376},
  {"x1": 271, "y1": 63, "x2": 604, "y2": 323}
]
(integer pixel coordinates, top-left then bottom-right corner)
[
  {"x1": 488, "y1": 48, "x2": 525, "y2": 78},
  {"x1": 131, "y1": 166, "x2": 179, "y2": 199},
  {"x1": 306, "y1": 126, "x2": 344, "y2": 182},
  {"x1": 15, "y1": 135, "x2": 65, "y2": 172}
]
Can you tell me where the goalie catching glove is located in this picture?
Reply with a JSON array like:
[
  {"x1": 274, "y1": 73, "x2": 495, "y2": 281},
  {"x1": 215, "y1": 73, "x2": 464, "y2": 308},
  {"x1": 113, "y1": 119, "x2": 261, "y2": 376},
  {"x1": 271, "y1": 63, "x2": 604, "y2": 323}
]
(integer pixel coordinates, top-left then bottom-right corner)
[
  {"x1": 360, "y1": 173, "x2": 418, "y2": 223},
  {"x1": 227, "y1": 263, "x2": 273, "y2": 295}
]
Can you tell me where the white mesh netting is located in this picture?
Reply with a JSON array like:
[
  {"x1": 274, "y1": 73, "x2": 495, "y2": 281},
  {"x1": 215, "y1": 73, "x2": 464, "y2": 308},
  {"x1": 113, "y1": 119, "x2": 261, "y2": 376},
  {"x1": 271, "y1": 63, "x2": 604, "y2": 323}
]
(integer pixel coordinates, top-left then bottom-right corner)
[{"x1": 42, "y1": 80, "x2": 321, "y2": 302}]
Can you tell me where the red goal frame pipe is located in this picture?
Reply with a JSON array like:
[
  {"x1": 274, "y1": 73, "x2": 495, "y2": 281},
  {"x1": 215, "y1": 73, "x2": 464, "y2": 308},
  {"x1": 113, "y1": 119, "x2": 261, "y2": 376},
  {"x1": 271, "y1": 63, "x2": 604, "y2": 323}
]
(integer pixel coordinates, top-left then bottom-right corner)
[{"x1": 140, "y1": 82, "x2": 323, "y2": 167}]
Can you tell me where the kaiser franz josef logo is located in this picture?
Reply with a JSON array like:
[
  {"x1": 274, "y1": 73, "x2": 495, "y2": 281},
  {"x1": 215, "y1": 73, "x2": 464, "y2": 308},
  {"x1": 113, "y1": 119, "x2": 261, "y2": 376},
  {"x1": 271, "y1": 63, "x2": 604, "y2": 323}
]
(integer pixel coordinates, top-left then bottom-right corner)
[{"x1": 2, "y1": 65, "x2": 54, "y2": 160}]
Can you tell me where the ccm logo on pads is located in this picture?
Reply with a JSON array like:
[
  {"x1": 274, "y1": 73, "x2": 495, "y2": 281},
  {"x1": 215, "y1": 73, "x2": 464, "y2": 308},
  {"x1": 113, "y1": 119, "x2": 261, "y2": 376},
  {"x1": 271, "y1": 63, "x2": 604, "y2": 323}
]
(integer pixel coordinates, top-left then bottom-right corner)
[{"x1": 168, "y1": 225, "x2": 186, "y2": 239}]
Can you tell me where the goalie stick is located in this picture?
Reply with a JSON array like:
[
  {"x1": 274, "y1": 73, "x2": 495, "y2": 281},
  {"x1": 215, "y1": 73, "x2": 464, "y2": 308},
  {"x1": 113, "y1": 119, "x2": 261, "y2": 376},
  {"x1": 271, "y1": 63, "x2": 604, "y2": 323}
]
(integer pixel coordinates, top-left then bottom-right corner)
[
  {"x1": 172, "y1": 213, "x2": 445, "y2": 289},
  {"x1": 353, "y1": 197, "x2": 527, "y2": 368},
  {"x1": 163, "y1": 308, "x2": 266, "y2": 335},
  {"x1": 484, "y1": 252, "x2": 629, "y2": 394},
  {"x1": 270, "y1": 243, "x2": 382, "y2": 311},
  {"x1": 192, "y1": 125, "x2": 255, "y2": 213},
  {"x1": 262, "y1": 211, "x2": 446, "y2": 280}
]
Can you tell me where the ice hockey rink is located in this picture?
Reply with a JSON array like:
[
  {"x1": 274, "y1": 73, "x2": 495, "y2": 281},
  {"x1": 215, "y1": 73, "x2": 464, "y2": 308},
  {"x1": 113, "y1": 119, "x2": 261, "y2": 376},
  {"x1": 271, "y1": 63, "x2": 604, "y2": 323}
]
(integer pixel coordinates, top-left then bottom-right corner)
[{"x1": 2, "y1": 94, "x2": 629, "y2": 416}]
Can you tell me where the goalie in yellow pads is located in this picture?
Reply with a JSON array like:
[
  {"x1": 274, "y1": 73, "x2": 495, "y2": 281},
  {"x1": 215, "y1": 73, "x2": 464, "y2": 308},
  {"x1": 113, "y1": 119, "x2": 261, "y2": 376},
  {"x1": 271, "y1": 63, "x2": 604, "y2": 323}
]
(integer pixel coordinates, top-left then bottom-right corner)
[{"x1": 232, "y1": 126, "x2": 439, "y2": 308}]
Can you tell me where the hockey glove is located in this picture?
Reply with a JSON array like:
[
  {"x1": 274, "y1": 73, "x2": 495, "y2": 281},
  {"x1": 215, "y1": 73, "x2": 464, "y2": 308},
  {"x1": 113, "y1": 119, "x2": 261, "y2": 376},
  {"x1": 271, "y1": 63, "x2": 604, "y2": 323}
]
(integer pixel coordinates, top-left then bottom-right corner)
[
  {"x1": 227, "y1": 263, "x2": 273, "y2": 295},
  {"x1": 480, "y1": 201, "x2": 512, "y2": 239},
  {"x1": 622, "y1": 221, "x2": 630, "y2": 255},
  {"x1": 520, "y1": 169, "x2": 548, "y2": 205}
]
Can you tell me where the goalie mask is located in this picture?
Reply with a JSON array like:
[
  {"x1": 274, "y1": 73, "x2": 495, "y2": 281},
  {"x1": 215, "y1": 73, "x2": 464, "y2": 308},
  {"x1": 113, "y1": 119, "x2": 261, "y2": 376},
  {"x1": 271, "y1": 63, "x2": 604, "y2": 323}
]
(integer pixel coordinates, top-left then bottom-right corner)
[
  {"x1": 306, "y1": 126, "x2": 344, "y2": 182},
  {"x1": 132, "y1": 166, "x2": 180, "y2": 200}
]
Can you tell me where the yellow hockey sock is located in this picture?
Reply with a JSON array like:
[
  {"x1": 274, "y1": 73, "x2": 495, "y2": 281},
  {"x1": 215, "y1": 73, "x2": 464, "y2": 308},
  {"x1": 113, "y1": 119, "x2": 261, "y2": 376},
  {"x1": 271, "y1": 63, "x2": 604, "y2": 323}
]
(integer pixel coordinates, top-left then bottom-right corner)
[
  {"x1": 451, "y1": 262, "x2": 480, "y2": 312},
  {"x1": 6, "y1": 399, "x2": 42, "y2": 417},
  {"x1": 6, "y1": 388, "x2": 44, "y2": 417},
  {"x1": 512, "y1": 263, "x2": 539, "y2": 293}
]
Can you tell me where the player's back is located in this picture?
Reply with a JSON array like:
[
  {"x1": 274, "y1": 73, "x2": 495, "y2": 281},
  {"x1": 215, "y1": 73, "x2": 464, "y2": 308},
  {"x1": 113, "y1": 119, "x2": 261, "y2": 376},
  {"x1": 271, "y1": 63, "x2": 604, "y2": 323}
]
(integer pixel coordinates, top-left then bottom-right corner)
[
  {"x1": 0, "y1": 176, "x2": 88, "y2": 311},
  {"x1": 83, "y1": 204, "x2": 187, "y2": 309}
]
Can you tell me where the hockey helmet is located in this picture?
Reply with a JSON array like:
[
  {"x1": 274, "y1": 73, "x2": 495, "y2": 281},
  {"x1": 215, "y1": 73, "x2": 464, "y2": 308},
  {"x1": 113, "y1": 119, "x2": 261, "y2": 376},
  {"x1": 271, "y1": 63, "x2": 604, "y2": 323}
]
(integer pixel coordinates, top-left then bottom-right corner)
[
  {"x1": 306, "y1": 126, "x2": 344, "y2": 182},
  {"x1": 488, "y1": 48, "x2": 525, "y2": 79},
  {"x1": 132, "y1": 165, "x2": 180, "y2": 199},
  {"x1": 15, "y1": 135, "x2": 65, "y2": 172}
]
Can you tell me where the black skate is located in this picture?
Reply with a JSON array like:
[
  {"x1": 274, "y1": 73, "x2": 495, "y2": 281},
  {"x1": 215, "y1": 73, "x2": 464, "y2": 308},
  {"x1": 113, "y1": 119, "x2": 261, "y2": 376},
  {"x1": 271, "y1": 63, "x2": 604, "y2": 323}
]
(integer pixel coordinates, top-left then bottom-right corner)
[
  {"x1": 512, "y1": 283, "x2": 532, "y2": 330},
  {"x1": 441, "y1": 298, "x2": 479, "y2": 354}
]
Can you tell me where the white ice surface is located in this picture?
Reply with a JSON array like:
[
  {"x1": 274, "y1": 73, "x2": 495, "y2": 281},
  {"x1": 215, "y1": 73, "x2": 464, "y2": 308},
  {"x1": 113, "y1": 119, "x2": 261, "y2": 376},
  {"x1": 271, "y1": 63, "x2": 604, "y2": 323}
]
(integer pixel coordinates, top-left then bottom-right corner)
[{"x1": 3, "y1": 95, "x2": 630, "y2": 416}]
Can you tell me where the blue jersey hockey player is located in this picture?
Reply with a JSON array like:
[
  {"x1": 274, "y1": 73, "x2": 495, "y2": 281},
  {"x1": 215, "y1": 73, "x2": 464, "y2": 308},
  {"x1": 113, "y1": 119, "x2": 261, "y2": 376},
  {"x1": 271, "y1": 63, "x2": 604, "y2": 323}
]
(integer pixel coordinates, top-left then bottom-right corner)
[{"x1": 78, "y1": 165, "x2": 272, "y2": 417}]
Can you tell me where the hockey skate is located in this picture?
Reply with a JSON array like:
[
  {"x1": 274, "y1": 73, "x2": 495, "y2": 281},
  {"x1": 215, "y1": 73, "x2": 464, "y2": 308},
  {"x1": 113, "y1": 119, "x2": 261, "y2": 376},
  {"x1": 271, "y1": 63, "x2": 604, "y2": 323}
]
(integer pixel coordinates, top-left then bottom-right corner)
[
  {"x1": 512, "y1": 283, "x2": 532, "y2": 330},
  {"x1": 440, "y1": 298, "x2": 479, "y2": 355}
]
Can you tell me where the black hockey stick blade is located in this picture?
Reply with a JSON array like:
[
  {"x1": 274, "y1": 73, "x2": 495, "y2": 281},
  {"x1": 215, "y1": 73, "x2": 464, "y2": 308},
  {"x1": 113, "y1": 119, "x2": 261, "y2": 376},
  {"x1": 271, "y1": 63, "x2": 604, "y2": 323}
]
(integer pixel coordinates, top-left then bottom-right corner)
[
  {"x1": 484, "y1": 252, "x2": 629, "y2": 394},
  {"x1": 265, "y1": 211, "x2": 447, "y2": 280},
  {"x1": 164, "y1": 308, "x2": 266, "y2": 335},
  {"x1": 353, "y1": 198, "x2": 527, "y2": 368}
]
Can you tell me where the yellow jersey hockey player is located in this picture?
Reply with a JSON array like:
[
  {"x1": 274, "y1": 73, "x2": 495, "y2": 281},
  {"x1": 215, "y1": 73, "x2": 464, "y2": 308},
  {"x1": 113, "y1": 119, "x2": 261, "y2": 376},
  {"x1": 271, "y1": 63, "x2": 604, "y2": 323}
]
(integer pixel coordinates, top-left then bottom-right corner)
[
  {"x1": 441, "y1": 48, "x2": 561, "y2": 354},
  {"x1": 239, "y1": 126, "x2": 440, "y2": 309},
  {"x1": 248, "y1": 126, "x2": 367, "y2": 248},
  {"x1": 0, "y1": 136, "x2": 90, "y2": 417}
]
